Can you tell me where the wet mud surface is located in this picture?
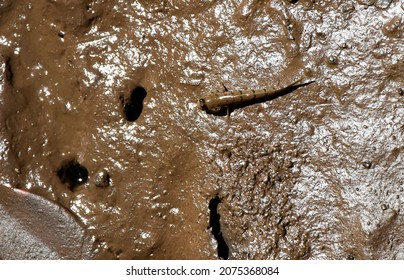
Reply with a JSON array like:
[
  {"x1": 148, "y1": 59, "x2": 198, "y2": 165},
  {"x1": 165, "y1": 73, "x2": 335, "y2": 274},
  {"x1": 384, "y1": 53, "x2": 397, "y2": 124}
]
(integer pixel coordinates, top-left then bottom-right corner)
[{"x1": 0, "y1": 0, "x2": 403, "y2": 259}]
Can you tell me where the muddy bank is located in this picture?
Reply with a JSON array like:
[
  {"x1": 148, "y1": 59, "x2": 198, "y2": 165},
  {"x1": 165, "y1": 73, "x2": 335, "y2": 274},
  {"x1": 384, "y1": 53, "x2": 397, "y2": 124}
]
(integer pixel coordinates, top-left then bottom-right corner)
[{"x1": 0, "y1": 0, "x2": 403, "y2": 259}]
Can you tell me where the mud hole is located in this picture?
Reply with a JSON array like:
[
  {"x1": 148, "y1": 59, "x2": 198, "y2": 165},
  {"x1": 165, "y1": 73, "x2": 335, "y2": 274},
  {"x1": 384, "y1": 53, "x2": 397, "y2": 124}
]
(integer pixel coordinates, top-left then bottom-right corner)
[{"x1": 0, "y1": 0, "x2": 403, "y2": 259}]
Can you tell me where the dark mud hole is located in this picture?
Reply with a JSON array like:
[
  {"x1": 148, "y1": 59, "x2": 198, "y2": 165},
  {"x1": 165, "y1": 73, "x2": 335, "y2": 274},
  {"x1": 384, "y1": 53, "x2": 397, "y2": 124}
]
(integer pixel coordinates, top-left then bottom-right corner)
[{"x1": 0, "y1": 0, "x2": 403, "y2": 259}]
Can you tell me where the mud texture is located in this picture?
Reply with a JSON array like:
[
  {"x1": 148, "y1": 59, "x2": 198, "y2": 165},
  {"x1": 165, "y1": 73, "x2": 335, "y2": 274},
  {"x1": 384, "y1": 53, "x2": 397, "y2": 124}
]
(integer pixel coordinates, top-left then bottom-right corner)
[{"x1": 0, "y1": 0, "x2": 403, "y2": 259}]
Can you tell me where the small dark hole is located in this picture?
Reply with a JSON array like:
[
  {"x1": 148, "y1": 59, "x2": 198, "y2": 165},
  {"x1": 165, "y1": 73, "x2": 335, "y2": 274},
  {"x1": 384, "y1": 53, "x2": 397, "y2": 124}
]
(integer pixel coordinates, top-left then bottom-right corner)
[
  {"x1": 123, "y1": 86, "x2": 147, "y2": 122},
  {"x1": 57, "y1": 159, "x2": 89, "y2": 190},
  {"x1": 58, "y1": 32, "x2": 65, "y2": 38},
  {"x1": 346, "y1": 254, "x2": 355, "y2": 260},
  {"x1": 208, "y1": 195, "x2": 229, "y2": 260},
  {"x1": 288, "y1": 0, "x2": 299, "y2": 3}
]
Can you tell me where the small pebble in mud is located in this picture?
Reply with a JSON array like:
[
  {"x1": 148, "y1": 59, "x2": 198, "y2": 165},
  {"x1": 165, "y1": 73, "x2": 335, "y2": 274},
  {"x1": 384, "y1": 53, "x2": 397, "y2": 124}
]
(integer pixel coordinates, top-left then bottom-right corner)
[
  {"x1": 326, "y1": 55, "x2": 338, "y2": 65},
  {"x1": 259, "y1": 150, "x2": 270, "y2": 157},
  {"x1": 362, "y1": 161, "x2": 372, "y2": 169},
  {"x1": 381, "y1": 204, "x2": 388, "y2": 211},
  {"x1": 57, "y1": 159, "x2": 89, "y2": 190},
  {"x1": 94, "y1": 169, "x2": 111, "y2": 188}
]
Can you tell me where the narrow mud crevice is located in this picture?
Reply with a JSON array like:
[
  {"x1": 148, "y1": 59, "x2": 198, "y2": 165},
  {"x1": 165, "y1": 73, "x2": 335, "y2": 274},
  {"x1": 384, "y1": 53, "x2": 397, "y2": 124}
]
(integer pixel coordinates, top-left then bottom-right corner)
[
  {"x1": 4, "y1": 56, "x2": 13, "y2": 86},
  {"x1": 208, "y1": 195, "x2": 229, "y2": 260}
]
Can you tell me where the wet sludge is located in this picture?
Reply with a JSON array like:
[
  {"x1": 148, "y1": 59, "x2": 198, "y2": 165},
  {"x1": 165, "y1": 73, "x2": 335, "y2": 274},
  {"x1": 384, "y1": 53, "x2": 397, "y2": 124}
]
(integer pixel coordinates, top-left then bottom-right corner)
[{"x1": 0, "y1": 0, "x2": 402, "y2": 260}]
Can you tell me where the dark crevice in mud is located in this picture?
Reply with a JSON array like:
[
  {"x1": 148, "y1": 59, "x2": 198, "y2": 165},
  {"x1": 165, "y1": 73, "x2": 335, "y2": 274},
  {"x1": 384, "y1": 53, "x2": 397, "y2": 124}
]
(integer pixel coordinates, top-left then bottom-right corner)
[
  {"x1": 4, "y1": 56, "x2": 13, "y2": 85},
  {"x1": 57, "y1": 159, "x2": 89, "y2": 191},
  {"x1": 84, "y1": 16, "x2": 99, "y2": 30},
  {"x1": 122, "y1": 86, "x2": 147, "y2": 122},
  {"x1": 208, "y1": 195, "x2": 229, "y2": 260}
]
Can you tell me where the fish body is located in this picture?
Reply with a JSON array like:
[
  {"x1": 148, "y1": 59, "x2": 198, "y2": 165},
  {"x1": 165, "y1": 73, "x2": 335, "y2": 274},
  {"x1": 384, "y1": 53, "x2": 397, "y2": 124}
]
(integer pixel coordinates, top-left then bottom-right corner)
[{"x1": 198, "y1": 77, "x2": 313, "y2": 114}]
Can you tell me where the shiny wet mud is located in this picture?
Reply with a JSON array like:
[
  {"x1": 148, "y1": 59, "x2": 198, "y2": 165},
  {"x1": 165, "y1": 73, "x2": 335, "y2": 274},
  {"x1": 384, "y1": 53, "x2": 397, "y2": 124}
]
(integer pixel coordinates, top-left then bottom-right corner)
[{"x1": 0, "y1": 0, "x2": 403, "y2": 259}]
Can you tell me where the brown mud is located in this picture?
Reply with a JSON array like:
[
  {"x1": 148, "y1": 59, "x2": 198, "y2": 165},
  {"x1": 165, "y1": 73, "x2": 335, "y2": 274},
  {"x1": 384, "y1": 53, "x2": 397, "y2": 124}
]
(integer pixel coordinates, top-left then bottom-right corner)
[{"x1": 0, "y1": 0, "x2": 403, "y2": 259}]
